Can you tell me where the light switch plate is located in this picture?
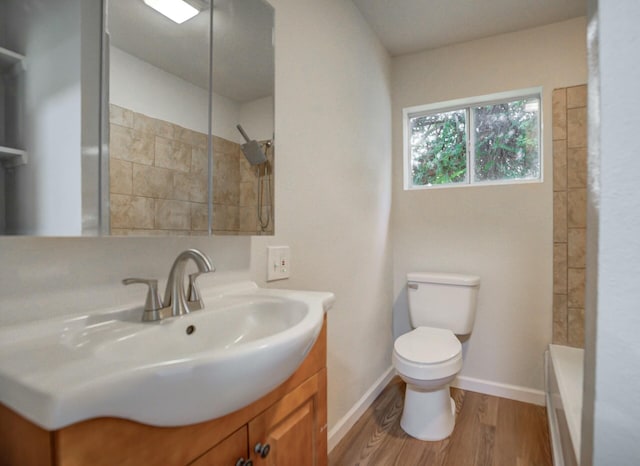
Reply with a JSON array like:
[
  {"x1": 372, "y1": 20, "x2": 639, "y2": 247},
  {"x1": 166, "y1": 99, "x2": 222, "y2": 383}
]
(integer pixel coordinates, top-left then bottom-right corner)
[{"x1": 267, "y1": 246, "x2": 290, "y2": 281}]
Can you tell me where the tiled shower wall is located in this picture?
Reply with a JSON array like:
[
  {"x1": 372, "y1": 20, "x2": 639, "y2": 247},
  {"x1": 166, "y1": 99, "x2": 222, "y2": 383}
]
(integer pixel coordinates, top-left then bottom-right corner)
[
  {"x1": 109, "y1": 104, "x2": 273, "y2": 236},
  {"x1": 213, "y1": 136, "x2": 274, "y2": 235},
  {"x1": 552, "y1": 84, "x2": 587, "y2": 347}
]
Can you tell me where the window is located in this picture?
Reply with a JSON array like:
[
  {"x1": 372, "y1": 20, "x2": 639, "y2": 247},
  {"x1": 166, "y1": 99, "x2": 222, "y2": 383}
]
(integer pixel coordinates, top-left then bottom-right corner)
[{"x1": 403, "y1": 88, "x2": 542, "y2": 189}]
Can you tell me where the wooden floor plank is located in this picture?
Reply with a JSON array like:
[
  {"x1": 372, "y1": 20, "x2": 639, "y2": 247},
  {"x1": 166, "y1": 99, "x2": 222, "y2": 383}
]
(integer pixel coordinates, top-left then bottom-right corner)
[
  {"x1": 329, "y1": 378, "x2": 403, "y2": 465},
  {"x1": 329, "y1": 377, "x2": 552, "y2": 466},
  {"x1": 478, "y1": 394, "x2": 498, "y2": 427},
  {"x1": 443, "y1": 390, "x2": 486, "y2": 466},
  {"x1": 492, "y1": 397, "x2": 552, "y2": 466},
  {"x1": 357, "y1": 390, "x2": 404, "y2": 466}
]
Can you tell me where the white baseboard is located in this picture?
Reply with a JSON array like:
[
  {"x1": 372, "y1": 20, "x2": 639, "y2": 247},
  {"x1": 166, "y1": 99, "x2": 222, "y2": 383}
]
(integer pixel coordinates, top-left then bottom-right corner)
[
  {"x1": 327, "y1": 366, "x2": 396, "y2": 452},
  {"x1": 452, "y1": 375, "x2": 546, "y2": 406}
]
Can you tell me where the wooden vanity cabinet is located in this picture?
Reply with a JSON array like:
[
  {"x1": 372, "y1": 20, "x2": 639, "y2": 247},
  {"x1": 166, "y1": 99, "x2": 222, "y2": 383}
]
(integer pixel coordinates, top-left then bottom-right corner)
[
  {"x1": 189, "y1": 426, "x2": 248, "y2": 466},
  {"x1": 0, "y1": 318, "x2": 327, "y2": 466},
  {"x1": 248, "y1": 369, "x2": 327, "y2": 466}
]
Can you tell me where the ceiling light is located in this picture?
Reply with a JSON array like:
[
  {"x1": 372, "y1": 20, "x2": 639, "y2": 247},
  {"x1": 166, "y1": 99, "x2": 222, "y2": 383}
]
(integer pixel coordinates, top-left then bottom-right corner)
[{"x1": 143, "y1": 0, "x2": 200, "y2": 24}]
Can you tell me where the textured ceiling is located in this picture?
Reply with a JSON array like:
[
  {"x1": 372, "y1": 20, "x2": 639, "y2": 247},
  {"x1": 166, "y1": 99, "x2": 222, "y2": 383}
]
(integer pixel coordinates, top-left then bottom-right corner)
[
  {"x1": 352, "y1": 0, "x2": 586, "y2": 56},
  {"x1": 108, "y1": 0, "x2": 585, "y2": 99}
]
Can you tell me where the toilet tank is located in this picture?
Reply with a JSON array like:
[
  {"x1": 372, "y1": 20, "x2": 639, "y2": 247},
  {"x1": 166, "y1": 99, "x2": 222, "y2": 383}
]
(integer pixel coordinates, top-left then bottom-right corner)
[{"x1": 407, "y1": 272, "x2": 480, "y2": 335}]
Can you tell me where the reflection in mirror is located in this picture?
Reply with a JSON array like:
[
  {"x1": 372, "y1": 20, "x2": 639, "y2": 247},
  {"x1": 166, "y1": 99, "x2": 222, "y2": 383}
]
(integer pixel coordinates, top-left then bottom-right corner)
[
  {"x1": 107, "y1": 0, "x2": 274, "y2": 236},
  {"x1": 211, "y1": 0, "x2": 274, "y2": 235},
  {"x1": 0, "y1": 0, "x2": 102, "y2": 236}
]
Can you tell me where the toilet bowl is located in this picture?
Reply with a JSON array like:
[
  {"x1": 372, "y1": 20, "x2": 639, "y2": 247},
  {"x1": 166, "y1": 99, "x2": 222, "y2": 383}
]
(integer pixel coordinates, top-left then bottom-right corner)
[{"x1": 393, "y1": 326, "x2": 462, "y2": 440}]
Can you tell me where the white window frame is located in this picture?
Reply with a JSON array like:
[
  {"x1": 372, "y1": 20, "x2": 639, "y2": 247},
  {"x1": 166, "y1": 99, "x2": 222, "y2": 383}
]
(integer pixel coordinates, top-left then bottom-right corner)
[{"x1": 403, "y1": 87, "x2": 543, "y2": 190}]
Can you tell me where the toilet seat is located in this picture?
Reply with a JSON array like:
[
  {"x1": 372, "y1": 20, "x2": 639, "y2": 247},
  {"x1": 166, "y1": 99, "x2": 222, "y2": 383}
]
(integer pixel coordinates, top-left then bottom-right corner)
[{"x1": 393, "y1": 327, "x2": 462, "y2": 381}]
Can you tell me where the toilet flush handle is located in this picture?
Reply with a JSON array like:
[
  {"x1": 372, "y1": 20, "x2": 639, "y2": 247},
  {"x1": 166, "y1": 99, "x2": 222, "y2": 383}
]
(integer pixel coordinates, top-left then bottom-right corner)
[{"x1": 408, "y1": 283, "x2": 418, "y2": 290}]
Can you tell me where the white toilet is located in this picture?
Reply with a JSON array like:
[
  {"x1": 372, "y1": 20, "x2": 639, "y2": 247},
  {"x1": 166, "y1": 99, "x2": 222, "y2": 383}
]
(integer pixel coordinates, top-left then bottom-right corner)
[{"x1": 393, "y1": 272, "x2": 480, "y2": 441}]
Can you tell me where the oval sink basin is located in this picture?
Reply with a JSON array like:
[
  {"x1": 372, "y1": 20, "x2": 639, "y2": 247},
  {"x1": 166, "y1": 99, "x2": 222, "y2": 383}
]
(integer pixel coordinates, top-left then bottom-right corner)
[
  {"x1": 0, "y1": 282, "x2": 334, "y2": 430},
  {"x1": 96, "y1": 297, "x2": 309, "y2": 362}
]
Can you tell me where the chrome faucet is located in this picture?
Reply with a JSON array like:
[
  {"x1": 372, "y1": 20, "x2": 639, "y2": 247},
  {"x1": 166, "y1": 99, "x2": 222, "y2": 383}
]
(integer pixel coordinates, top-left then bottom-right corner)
[{"x1": 123, "y1": 249, "x2": 214, "y2": 322}]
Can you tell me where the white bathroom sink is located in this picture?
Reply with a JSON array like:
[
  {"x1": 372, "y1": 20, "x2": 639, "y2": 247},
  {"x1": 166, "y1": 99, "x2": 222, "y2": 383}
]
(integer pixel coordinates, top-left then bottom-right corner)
[{"x1": 0, "y1": 282, "x2": 334, "y2": 430}]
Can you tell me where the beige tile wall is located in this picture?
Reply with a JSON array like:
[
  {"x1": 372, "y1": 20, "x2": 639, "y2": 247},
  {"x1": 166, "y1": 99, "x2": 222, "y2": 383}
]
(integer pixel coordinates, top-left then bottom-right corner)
[
  {"x1": 109, "y1": 105, "x2": 273, "y2": 236},
  {"x1": 552, "y1": 85, "x2": 587, "y2": 347},
  {"x1": 211, "y1": 136, "x2": 274, "y2": 235}
]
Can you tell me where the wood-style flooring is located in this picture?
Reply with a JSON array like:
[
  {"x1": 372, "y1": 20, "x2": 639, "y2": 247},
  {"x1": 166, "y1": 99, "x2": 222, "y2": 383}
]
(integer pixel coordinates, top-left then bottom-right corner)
[{"x1": 329, "y1": 377, "x2": 552, "y2": 466}]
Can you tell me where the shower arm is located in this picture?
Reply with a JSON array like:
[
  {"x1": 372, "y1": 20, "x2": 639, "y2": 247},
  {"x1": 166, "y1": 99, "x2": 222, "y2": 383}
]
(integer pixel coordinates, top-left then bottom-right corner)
[{"x1": 236, "y1": 124, "x2": 251, "y2": 143}]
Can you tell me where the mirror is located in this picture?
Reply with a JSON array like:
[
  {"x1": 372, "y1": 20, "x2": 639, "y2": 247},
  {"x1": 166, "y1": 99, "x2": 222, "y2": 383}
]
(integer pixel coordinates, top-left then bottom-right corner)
[
  {"x1": 0, "y1": 0, "x2": 102, "y2": 235},
  {"x1": 107, "y1": 0, "x2": 274, "y2": 236},
  {"x1": 0, "y1": 0, "x2": 274, "y2": 236}
]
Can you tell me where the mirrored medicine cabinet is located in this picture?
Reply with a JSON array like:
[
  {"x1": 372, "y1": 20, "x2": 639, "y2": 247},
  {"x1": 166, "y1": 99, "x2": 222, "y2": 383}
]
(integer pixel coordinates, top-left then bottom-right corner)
[{"x1": 0, "y1": 0, "x2": 274, "y2": 237}]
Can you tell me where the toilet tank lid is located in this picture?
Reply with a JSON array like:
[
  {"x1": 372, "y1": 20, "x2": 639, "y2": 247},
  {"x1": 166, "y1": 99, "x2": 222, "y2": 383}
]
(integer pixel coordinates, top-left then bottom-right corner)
[{"x1": 407, "y1": 272, "x2": 480, "y2": 286}]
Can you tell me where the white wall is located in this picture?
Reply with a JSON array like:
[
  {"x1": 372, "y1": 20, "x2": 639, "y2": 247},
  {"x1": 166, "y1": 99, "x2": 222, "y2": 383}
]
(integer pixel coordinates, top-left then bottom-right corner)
[
  {"x1": 0, "y1": 236, "x2": 252, "y2": 325},
  {"x1": 250, "y1": 0, "x2": 392, "y2": 431},
  {"x1": 239, "y1": 95, "x2": 274, "y2": 143},
  {"x1": 110, "y1": 47, "x2": 239, "y2": 141},
  {"x1": 581, "y1": 1, "x2": 640, "y2": 463},
  {"x1": 391, "y1": 18, "x2": 587, "y2": 392}
]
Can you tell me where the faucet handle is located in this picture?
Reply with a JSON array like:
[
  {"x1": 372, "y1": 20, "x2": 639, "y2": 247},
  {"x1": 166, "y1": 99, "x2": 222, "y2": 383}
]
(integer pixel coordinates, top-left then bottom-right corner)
[
  {"x1": 187, "y1": 273, "x2": 204, "y2": 311},
  {"x1": 122, "y1": 278, "x2": 164, "y2": 321}
]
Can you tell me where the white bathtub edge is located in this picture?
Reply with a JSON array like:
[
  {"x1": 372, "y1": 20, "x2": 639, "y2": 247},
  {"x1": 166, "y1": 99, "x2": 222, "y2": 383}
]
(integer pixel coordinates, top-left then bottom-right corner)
[
  {"x1": 549, "y1": 344, "x2": 583, "y2": 463},
  {"x1": 546, "y1": 350, "x2": 566, "y2": 466}
]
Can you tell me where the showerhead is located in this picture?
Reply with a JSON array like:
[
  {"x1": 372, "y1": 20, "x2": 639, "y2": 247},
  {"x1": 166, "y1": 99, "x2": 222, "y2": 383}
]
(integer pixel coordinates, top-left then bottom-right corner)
[{"x1": 236, "y1": 124, "x2": 268, "y2": 166}]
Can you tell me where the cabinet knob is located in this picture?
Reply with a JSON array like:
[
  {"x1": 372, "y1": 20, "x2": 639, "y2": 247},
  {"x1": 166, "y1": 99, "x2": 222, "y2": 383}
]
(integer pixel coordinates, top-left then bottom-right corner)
[
  {"x1": 254, "y1": 442, "x2": 271, "y2": 458},
  {"x1": 235, "y1": 458, "x2": 253, "y2": 466}
]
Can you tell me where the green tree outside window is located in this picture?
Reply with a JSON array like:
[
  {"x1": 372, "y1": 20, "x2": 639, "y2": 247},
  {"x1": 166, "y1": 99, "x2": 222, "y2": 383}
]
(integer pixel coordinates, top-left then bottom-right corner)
[{"x1": 408, "y1": 96, "x2": 540, "y2": 187}]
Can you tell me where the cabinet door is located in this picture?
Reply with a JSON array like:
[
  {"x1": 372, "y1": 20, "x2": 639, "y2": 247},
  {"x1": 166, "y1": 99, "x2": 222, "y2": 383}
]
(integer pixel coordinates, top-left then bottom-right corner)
[
  {"x1": 190, "y1": 426, "x2": 248, "y2": 466},
  {"x1": 249, "y1": 372, "x2": 326, "y2": 466}
]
